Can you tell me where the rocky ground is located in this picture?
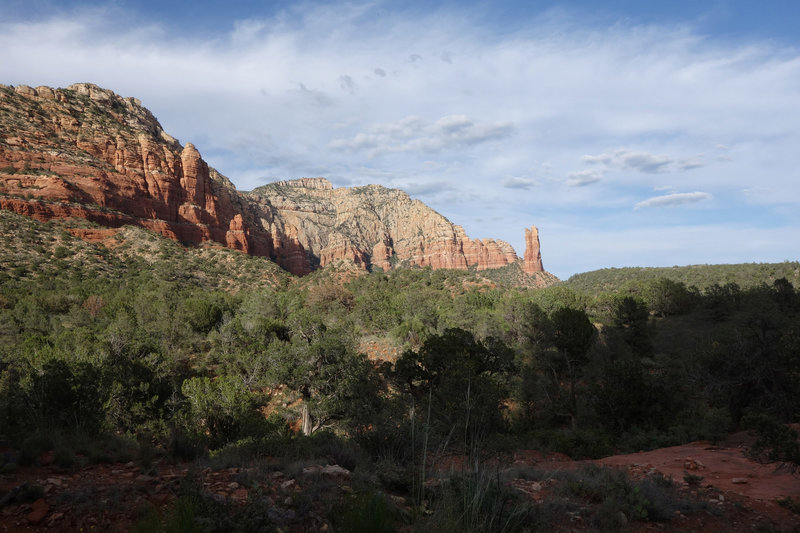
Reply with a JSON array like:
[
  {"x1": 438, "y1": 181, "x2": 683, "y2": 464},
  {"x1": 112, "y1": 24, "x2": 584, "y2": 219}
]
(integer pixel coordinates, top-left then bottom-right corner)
[{"x1": 1, "y1": 439, "x2": 798, "y2": 532}]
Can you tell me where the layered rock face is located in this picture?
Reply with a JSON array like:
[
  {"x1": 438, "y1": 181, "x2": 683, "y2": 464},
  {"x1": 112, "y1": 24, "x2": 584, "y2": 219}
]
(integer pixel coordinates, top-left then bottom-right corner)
[
  {"x1": 0, "y1": 83, "x2": 272, "y2": 259},
  {"x1": 246, "y1": 179, "x2": 521, "y2": 272},
  {"x1": 0, "y1": 83, "x2": 552, "y2": 280}
]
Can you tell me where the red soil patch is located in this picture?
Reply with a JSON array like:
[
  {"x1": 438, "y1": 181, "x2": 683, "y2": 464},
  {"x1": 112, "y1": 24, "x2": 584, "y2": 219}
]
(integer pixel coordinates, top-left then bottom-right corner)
[{"x1": 598, "y1": 441, "x2": 800, "y2": 501}]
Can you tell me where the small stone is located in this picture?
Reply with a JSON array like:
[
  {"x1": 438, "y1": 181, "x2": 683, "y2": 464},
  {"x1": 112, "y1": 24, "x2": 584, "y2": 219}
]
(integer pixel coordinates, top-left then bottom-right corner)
[
  {"x1": 732, "y1": 478, "x2": 748, "y2": 484},
  {"x1": 718, "y1": 494, "x2": 724, "y2": 502},
  {"x1": 321, "y1": 465, "x2": 351, "y2": 479},
  {"x1": 280, "y1": 479, "x2": 296, "y2": 491},
  {"x1": 27, "y1": 499, "x2": 49, "y2": 525},
  {"x1": 284, "y1": 496, "x2": 292, "y2": 506},
  {"x1": 227, "y1": 482, "x2": 240, "y2": 490}
]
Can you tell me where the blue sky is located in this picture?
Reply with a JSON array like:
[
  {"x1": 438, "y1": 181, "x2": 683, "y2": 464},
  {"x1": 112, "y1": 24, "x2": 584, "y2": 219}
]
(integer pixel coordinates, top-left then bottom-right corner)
[{"x1": 2, "y1": 0, "x2": 799, "y2": 279}]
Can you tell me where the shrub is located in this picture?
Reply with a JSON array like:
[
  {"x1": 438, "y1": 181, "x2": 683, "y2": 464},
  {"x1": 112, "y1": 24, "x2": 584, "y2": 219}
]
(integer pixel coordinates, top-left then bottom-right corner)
[{"x1": 334, "y1": 490, "x2": 397, "y2": 533}]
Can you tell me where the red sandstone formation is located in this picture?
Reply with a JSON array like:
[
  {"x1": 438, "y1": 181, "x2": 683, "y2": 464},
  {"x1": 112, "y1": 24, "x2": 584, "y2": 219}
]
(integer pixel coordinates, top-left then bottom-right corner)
[
  {"x1": 249, "y1": 179, "x2": 521, "y2": 272},
  {"x1": 0, "y1": 83, "x2": 555, "y2": 281},
  {"x1": 0, "y1": 83, "x2": 275, "y2": 261},
  {"x1": 523, "y1": 226, "x2": 544, "y2": 273}
]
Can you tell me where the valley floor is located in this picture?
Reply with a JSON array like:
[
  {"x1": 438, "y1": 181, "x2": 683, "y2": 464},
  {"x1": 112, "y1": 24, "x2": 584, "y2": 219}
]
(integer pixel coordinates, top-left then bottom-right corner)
[{"x1": 2, "y1": 439, "x2": 799, "y2": 532}]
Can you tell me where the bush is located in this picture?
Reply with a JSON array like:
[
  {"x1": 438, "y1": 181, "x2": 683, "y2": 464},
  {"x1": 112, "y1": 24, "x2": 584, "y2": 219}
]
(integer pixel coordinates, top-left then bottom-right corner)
[
  {"x1": 744, "y1": 413, "x2": 800, "y2": 471},
  {"x1": 334, "y1": 490, "x2": 397, "y2": 533},
  {"x1": 423, "y1": 470, "x2": 533, "y2": 533}
]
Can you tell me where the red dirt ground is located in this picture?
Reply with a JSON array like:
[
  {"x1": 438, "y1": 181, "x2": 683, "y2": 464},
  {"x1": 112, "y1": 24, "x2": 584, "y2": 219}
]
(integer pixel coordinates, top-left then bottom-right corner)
[{"x1": 2, "y1": 440, "x2": 799, "y2": 531}]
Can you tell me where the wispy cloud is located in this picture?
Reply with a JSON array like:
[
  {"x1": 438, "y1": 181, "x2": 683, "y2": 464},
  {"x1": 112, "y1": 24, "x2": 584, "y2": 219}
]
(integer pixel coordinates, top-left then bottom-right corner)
[
  {"x1": 329, "y1": 115, "x2": 514, "y2": 156},
  {"x1": 566, "y1": 170, "x2": 603, "y2": 187},
  {"x1": 634, "y1": 191, "x2": 712, "y2": 209},
  {"x1": 503, "y1": 177, "x2": 537, "y2": 189},
  {"x1": 402, "y1": 180, "x2": 457, "y2": 197},
  {"x1": 581, "y1": 149, "x2": 703, "y2": 174}
]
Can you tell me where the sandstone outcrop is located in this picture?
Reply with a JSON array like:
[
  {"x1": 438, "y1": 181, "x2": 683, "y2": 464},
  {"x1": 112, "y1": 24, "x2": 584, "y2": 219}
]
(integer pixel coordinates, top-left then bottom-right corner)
[
  {"x1": 523, "y1": 226, "x2": 544, "y2": 274},
  {"x1": 0, "y1": 82, "x2": 273, "y2": 260},
  {"x1": 1, "y1": 83, "x2": 554, "y2": 281},
  {"x1": 246, "y1": 179, "x2": 520, "y2": 272}
]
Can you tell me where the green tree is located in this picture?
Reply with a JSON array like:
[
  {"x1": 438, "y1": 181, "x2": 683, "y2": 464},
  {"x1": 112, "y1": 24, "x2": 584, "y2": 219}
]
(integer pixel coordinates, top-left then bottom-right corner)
[
  {"x1": 612, "y1": 296, "x2": 652, "y2": 357},
  {"x1": 643, "y1": 278, "x2": 695, "y2": 317},
  {"x1": 394, "y1": 328, "x2": 514, "y2": 453},
  {"x1": 180, "y1": 375, "x2": 260, "y2": 448},
  {"x1": 550, "y1": 307, "x2": 597, "y2": 430},
  {"x1": 270, "y1": 324, "x2": 380, "y2": 436}
]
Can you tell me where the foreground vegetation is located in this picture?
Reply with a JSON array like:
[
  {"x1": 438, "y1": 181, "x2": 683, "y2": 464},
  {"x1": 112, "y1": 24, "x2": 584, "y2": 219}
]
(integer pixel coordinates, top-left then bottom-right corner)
[{"x1": 1, "y1": 210, "x2": 798, "y2": 530}]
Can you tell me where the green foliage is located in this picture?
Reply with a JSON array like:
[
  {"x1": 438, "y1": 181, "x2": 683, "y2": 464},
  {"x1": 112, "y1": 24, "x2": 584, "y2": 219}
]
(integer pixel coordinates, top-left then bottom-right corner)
[
  {"x1": 2, "y1": 206, "x2": 800, "y2": 524},
  {"x1": 394, "y1": 329, "x2": 514, "y2": 452},
  {"x1": 334, "y1": 490, "x2": 398, "y2": 533},
  {"x1": 743, "y1": 413, "x2": 800, "y2": 470},
  {"x1": 181, "y1": 375, "x2": 264, "y2": 449},
  {"x1": 565, "y1": 262, "x2": 800, "y2": 295},
  {"x1": 423, "y1": 470, "x2": 533, "y2": 533},
  {"x1": 134, "y1": 475, "x2": 277, "y2": 533},
  {"x1": 555, "y1": 464, "x2": 688, "y2": 526},
  {"x1": 777, "y1": 497, "x2": 800, "y2": 515}
]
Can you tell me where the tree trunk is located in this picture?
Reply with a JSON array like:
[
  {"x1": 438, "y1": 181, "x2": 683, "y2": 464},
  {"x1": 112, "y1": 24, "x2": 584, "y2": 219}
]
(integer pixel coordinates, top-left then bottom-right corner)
[{"x1": 301, "y1": 404, "x2": 312, "y2": 436}]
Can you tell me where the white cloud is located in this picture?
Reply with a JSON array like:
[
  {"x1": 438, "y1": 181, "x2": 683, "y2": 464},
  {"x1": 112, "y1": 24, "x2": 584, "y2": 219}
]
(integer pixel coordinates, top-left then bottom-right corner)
[
  {"x1": 677, "y1": 155, "x2": 704, "y2": 171},
  {"x1": 329, "y1": 115, "x2": 514, "y2": 156},
  {"x1": 503, "y1": 177, "x2": 537, "y2": 189},
  {"x1": 581, "y1": 149, "x2": 702, "y2": 174},
  {"x1": 634, "y1": 191, "x2": 713, "y2": 209},
  {"x1": 402, "y1": 180, "x2": 457, "y2": 197},
  {"x1": 619, "y1": 151, "x2": 673, "y2": 174},
  {"x1": 294, "y1": 83, "x2": 334, "y2": 107},
  {"x1": 566, "y1": 170, "x2": 603, "y2": 187},
  {"x1": 339, "y1": 75, "x2": 356, "y2": 94}
]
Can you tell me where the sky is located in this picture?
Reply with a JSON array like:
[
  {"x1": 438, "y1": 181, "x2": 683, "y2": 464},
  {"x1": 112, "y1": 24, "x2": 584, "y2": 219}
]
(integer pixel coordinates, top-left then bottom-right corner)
[{"x1": 2, "y1": 0, "x2": 799, "y2": 279}]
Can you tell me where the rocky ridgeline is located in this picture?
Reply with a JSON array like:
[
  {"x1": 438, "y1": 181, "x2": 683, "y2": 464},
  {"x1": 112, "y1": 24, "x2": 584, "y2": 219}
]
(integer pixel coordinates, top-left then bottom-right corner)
[{"x1": 0, "y1": 83, "x2": 551, "y2": 282}]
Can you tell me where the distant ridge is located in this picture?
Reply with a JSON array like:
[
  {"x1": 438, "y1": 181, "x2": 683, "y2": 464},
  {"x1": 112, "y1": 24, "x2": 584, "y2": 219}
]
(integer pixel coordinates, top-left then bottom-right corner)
[{"x1": 563, "y1": 262, "x2": 800, "y2": 294}]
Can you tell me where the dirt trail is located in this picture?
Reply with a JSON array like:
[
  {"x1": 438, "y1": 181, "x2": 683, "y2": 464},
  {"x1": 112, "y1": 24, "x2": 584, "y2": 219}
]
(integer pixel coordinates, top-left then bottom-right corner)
[{"x1": 598, "y1": 440, "x2": 800, "y2": 501}]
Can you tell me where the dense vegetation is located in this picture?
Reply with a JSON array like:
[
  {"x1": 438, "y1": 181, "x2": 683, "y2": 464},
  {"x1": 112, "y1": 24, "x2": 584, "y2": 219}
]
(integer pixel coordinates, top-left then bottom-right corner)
[{"x1": 1, "y1": 209, "x2": 798, "y2": 530}]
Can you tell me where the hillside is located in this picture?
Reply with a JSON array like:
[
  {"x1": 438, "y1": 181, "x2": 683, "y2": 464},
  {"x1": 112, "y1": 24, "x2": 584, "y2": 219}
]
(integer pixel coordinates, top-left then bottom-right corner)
[
  {"x1": 564, "y1": 262, "x2": 800, "y2": 295},
  {"x1": 0, "y1": 83, "x2": 552, "y2": 284}
]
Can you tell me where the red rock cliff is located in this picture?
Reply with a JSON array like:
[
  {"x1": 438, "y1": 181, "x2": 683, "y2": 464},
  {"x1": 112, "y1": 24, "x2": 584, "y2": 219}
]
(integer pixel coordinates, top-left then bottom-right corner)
[
  {"x1": 0, "y1": 83, "x2": 273, "y2": 260},
  {"x1": 1, "y1": 83, "x2": 553, "y2": 280},
  {"x1": 246, "y1": 179, "x2": 521, "y2": 272}
]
